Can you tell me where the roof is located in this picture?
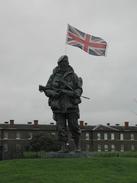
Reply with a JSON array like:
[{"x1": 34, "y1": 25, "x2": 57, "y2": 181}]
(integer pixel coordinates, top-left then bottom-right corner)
[
  {"x1": 111, "y1": 125, "x2": 137, "y2": 131},
  {"x1": 0, "y1": 124, "x2": 56, "y2": 130},
  {"x1": 92, "y1": 124, "x2": 119, "y2": 131},
  {"x1": 0, "y1": 123, "x2": 137, "y2": 132}
]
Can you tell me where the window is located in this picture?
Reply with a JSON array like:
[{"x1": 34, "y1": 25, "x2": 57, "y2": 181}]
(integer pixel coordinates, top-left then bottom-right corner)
[
  {"x1": 120, "y1": 145, "x2": 124, "y2": 152},
  {"x1": 16, "y1": 132, "x2": 20, "y2": 140},
  {"x1": 3, "y1": 143, "x2": 8, "y2": 152},
  {"x1": 28, "y1": 132, "x2": 32, "y2": 140},
  {"x1": 97, "y1": 144, "x2": 101, "y2": 152},
  {"x1": 3, "y1": 132, "x2": 8, "y2": 139},
  {"x1": 16, "y1": 144, "x2": 21, "y2": 152},
  {"x1": 97, "y1": 133, "x2": 101, "y2": 140},
  {"x1": 131, "y1": 134, "x2": 134, "y2": 140},
  {"x1": 120, "y1": 133, "x2": 124, "y2": 140},
  {"x1": 111, "y1": 144, "x2": 115, "y2": 152},
  {"x1": 86, "y1": 144, "x2": 90, "y2": 151},
  {"x1": 104, "y1": 133, "x2": 108, "y2": 140},
  {"x1": 85, "y1": 133, "x2": 89, "y2": 140},
  {"x1": 111, "y1": 133, "x2": 115, "y2": 140},
  {"x1": 104, "y1": 144, "x2": 108, "y2": 152},
  {"x1": 51, "y1": 132, "x2": 56, "y2": 136},
  {"x1": 131, "y1": 144, "x2": 135, "y2": 151}
]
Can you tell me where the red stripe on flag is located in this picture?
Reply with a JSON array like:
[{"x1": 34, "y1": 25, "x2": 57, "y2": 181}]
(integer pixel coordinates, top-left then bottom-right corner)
[{"x1": 68, "y1": 32, "x2": 106, "y2": 49}]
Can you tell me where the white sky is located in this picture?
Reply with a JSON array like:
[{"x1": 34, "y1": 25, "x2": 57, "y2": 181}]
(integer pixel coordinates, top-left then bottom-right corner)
[{"x1": 0, "y1": 0, "x2": 137, "y2": 126}]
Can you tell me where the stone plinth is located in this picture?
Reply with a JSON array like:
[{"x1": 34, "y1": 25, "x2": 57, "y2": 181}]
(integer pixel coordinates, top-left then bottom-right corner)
[{"x1": 47, "y1": 151, "x2": 96, "y2": 158}]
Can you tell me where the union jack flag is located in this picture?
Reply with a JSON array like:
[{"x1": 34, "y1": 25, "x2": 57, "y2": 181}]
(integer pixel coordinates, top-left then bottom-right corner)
[{"x1": 66, "y1": 24, "x2": 107, "y2": 56}]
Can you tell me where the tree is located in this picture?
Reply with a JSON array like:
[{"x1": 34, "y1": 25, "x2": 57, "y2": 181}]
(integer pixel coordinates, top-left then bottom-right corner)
[{"x1": 29, "y1": 132, "x2": 60, "y2": 152}]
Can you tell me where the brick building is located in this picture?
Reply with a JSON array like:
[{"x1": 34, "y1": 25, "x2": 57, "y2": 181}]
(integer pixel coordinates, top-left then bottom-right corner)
[{"x1": 0, "y1": 120, "x2": 137, "y2": 160}]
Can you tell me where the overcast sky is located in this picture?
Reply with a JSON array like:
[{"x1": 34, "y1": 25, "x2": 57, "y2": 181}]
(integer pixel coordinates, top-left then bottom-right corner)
[{"x1": 0, "y1": 0, "x2": 137, "y2": 126}]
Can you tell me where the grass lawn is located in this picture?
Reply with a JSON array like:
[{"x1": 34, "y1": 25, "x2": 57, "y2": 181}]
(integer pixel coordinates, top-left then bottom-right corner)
[{"x1": 0, "y1": 157, "x2": 137, "y2": 183}]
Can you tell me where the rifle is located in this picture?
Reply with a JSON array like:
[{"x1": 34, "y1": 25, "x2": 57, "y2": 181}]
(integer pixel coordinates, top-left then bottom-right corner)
[
  {"x1": 58, "y1": 77, "x2": 90, "y2": 100},
  {"x1": 39, "y1": 85, "x2": 71, "y2": 96},
  {"x1": 39, "y1": 85, "x2": 47, "y2": 92},
  {"x1": 39, "y1": 82, "x2": 90, "y2": 100}
]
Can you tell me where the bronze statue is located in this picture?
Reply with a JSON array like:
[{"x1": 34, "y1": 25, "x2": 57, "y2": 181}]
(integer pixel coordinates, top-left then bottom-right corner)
[{"x1": 39, "y1": 55, "x2": 83, "y2": 152}]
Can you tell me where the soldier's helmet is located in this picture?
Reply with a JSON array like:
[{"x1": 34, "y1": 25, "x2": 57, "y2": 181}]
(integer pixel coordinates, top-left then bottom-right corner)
[{"x1": 57, "y1": 55, "x2": 69, "y2": 65}]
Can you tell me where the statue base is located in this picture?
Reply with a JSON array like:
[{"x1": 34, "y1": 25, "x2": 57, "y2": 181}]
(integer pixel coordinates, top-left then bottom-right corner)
[{"x1": 46, "y1": 151, "x2": 96, "y2": 158}]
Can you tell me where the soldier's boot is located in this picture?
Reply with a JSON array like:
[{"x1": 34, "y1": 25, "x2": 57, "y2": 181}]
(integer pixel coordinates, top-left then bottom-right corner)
[
  {"x1": 65, "y1": 142, "x2": 70, "y2": 152},
  {"x1": 74, "y1": 137, "x2": 81, "y2": 153},
  {"x1": 58, "y1": 142, "x2": 68, "y2": 153}
]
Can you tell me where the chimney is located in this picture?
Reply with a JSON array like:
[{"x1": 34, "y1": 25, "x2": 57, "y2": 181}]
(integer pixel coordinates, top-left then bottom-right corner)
[
  {"x1": 27, "y1": 122, "x2": 32, "y2": 125},
  {"x1": 124, "y1": 121, "x2": 129, "y2": 128},
  {"x1": 33, "y1": 120, "x2": 38, "y2": 127},
  {"x1": 4, "y1": 122, "x2": 9, "y2": 124},
  {"x1": 79, "y1": 120, "x2": 84, "y2": 128},
  {"x1": 50, "y1": 122, "x2": 54, "y2": 125},
  {"x1": 116, "y1": 124, "x2": 120, "y2": 126},
  {"x1": 10, "y1": 120, "x2": 14, "y2": 127}
]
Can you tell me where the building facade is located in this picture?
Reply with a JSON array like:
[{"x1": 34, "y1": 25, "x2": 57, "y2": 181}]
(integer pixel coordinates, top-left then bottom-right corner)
[{"x1": 0, "y1": 120, "x2": 137, "y2": 160}]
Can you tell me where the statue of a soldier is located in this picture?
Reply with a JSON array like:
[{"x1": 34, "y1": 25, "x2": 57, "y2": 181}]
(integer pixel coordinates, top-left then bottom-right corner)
[{"x1": 39, "y1": 55, "x2": 83, "y2": 152}]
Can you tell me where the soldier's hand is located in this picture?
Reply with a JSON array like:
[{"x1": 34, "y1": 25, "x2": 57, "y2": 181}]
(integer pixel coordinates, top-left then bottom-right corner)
[
  {"x1": 45, "y1": 90, "x2": 58, "y2": 97},
  {"x1": 53, "y1": 91, "x2": 63, "y2": 98},
  {"x1": 61, "y1": 89, "x2": 74, "y2": 96}
]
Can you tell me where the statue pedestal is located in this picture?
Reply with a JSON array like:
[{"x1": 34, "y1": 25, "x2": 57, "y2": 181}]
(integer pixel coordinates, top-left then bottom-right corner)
[{"x1": 46, "y1": 151, "x2": 96, "y2": 158}]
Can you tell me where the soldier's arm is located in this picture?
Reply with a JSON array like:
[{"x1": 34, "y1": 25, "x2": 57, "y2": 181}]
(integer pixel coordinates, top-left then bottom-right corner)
[
  {"x1": 41, "y1": 74, "x2": 59, "y2": 98},
  {"x1": 74, "y1": 76, "x2": 83, "y2": 97}
]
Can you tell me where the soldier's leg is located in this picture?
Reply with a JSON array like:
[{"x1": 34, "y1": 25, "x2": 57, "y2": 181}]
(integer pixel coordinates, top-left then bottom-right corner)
[
  {"x1": 54, "y1": 113, "x2": 68, "y2": 152},
  {"x1": 55, "y1": 113, "x2": 68, "y2": 142},
  {"x1": 68, "y1": 113, "x2": 81, "y2": 152}
]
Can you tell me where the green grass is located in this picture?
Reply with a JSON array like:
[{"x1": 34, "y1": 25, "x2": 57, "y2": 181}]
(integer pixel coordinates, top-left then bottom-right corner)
[
  {"x1": 95, "y1": 151, "x2": 137, "y2": 157},
  {"x1": 0, "y1": 157, "x2": 137, "y2": 183}
]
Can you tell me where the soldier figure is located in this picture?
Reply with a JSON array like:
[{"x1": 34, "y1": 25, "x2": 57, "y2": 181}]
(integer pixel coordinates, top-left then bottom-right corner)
[{"x1": 39, "y1": 55, "x2": 83, "y2": 152}]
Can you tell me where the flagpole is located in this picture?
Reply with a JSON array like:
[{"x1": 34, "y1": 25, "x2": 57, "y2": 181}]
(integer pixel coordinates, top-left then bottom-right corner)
[
  {"x1": 64, "y1": 42, "x2": 67, "y2": 55},
  {"x1": 64, "y1": 24, "x2": 69, "y2": 55},
  {"x1": 105, "y1": 42, "x2": 108, "y2": 57}
]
